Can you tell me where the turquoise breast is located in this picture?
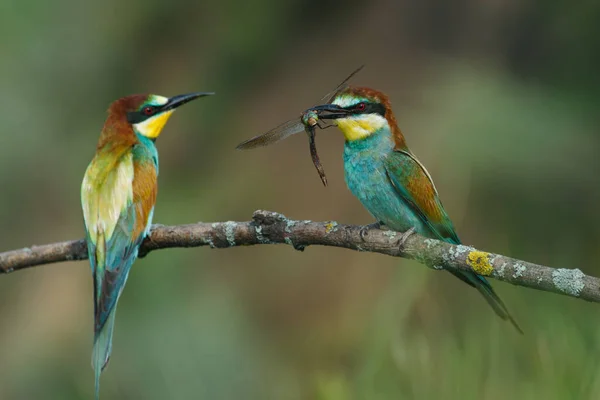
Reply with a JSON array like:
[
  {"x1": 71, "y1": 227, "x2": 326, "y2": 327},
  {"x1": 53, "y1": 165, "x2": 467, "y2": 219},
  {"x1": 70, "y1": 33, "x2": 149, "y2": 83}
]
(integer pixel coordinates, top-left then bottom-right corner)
[{"x1": 343, "y1": 131, "x2": 428, "y2": 234}]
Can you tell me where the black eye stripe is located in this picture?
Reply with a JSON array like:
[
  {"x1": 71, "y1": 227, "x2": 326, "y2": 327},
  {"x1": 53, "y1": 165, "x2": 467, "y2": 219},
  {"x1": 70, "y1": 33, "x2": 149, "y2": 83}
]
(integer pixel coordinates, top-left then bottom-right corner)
[
  {"x1": 364, "y1": 103, "x2": 386, "y2": 116},
  {"x1": 127, "y1": 111, "x2": 146, "y2": 124},
  {"x1": 126, "y1": 105, "x2": 158, "y2": 124},
  {"x1": 342, "y1": 102, "x2": 386, "y2": 117}
]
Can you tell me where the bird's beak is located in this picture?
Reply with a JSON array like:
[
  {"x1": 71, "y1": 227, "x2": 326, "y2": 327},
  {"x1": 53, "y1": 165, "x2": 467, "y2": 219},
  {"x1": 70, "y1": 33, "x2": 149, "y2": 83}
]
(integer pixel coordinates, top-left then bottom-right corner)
[
  {"x1": 161, "y1": 92, "x2": 214, "y2": 112},
  {"x1": 309, "y1": 104, "x2": 351, "y2": 120}
]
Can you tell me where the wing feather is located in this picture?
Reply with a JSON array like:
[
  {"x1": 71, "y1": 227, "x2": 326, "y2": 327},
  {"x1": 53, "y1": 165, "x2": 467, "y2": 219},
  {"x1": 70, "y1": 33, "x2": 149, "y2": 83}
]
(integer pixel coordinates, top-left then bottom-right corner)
[{"x1": 383, "y1": 150, "x2": 460, "y2": 244}]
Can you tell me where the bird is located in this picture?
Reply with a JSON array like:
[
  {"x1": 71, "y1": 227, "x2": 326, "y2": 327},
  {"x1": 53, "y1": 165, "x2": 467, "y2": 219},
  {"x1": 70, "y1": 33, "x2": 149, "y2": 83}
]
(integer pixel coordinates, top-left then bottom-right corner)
[
  {"x1": 310, "y1": 86, "x2": 522, "y2": 333},
  {"x1": 81, "y1": 92, "x2": 213, "y2": 399}
]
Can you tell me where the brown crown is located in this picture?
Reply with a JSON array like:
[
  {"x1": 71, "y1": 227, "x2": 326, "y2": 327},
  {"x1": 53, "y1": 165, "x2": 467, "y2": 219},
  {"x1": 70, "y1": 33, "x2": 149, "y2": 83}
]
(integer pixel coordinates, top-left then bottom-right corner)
[
  {"x1": 338, "y1": 86, "x2": 407, "y2": 150},
  {"x1": 107, "y1": 94, "x2": 149, "y2": 116},
  {"x1": 97, "y1": 94, "x2": 149, "y2": 148}
]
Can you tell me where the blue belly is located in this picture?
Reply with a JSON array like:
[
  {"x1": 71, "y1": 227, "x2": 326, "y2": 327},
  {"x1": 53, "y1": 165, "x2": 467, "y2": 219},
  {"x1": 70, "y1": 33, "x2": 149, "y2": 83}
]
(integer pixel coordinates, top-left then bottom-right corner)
[{"x1": 343, "y1": 143, "x2": 428, "y2": 235}]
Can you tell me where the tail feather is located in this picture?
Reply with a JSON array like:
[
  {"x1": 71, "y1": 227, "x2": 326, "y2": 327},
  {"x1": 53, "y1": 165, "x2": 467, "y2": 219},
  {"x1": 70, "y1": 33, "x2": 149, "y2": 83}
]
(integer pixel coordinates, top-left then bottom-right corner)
[
  {"x1": 454, "y1": 270, "x2": 523, "y2": 334},
  {"x1": 92, "y1": 307, "x2": 118, "y2": 400}
]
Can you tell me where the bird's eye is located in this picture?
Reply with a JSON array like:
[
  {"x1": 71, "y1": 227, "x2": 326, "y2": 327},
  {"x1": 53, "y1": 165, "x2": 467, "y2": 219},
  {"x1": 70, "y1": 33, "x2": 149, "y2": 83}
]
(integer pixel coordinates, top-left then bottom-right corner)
[
  {"x1": 143, "y1": 106, "x2": 154, "y2": 116},
  {"x1": 356, "y1": 102, "x2": 366, "y2": 111}
]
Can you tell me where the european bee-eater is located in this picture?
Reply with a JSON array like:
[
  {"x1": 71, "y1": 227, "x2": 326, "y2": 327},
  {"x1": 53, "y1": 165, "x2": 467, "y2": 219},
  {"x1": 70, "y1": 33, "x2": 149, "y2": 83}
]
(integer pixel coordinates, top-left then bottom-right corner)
[
  {"x1": 81, "y1": 92, "x2": 212, "y2": 398},
  {"x1": 310, "y1": 87, "x2": 522, "y2": 332}
]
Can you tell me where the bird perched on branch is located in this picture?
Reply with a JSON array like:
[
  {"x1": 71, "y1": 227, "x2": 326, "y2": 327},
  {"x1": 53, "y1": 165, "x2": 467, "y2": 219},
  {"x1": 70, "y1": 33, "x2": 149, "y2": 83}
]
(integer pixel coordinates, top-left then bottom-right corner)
[
  {"x1": 309, "y1": 87, "x2": 522, "y2": 333},
  {"x1": 81, "y1": 91, "x2": 212, "y2": 399}
]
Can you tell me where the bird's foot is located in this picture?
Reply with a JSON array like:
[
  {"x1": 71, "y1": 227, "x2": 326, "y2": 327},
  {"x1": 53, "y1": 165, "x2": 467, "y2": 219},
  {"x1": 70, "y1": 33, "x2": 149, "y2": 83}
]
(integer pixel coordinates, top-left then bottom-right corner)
[
  {"x1": 139, "y1": 231, "x2": 159, "y2": 258},
  {"x1": 397, "y1": 227, "x2": 416, "y2": 249},
  {"x1": 360, "y1": 221, "x2": 384, "y2": 241}
]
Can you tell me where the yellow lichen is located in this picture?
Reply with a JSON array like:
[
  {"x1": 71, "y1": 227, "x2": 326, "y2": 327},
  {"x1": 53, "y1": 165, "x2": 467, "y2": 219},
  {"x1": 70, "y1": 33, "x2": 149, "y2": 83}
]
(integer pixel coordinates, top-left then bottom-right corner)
[
  {"x1": 325, "y1": 221, "x2": 338, "y2": 234},
  {"x1": 466, "y1": 251, "x2": 494, "y2": 276}
]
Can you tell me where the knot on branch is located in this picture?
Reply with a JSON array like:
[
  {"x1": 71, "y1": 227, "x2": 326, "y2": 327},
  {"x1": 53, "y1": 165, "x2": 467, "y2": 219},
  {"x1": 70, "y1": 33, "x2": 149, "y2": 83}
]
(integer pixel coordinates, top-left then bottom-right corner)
[
  {"x1": 251, "y1": 210, "x2": 306, "y2": 251},
  {"x1": 252, "y1": 210, "x2": 288, "y2": 226}
]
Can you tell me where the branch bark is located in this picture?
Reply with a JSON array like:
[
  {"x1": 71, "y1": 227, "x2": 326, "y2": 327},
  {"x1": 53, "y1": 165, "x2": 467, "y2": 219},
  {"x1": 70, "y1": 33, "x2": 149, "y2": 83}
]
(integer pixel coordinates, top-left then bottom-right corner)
[{"x1": 1, "y1": 210, "x2": 597, "y2": 303}]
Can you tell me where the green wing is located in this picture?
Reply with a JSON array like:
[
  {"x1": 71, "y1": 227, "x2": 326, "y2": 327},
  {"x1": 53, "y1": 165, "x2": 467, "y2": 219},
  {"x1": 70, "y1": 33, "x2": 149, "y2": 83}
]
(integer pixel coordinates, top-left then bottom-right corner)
[{"x1": 383, "y1": 149, "x2": 460, "y2": 244}]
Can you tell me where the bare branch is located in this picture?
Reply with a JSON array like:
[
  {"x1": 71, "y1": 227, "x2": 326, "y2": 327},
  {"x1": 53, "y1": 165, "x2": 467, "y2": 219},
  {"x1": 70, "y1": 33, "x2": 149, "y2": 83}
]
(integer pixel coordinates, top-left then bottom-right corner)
[{"x1": 1, "y1": 210, "x2": 597, "y2": 303}]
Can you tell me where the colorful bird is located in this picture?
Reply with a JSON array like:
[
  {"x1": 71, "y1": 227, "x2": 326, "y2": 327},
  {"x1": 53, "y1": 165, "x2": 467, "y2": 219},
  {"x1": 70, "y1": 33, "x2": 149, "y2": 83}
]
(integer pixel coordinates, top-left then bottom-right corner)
[
  {"x1": 304, "y1": 87, "x2": 521, "y2": 332},
  {"x1": 81, "y1": 92, "x2": 213, "y2": 399}
]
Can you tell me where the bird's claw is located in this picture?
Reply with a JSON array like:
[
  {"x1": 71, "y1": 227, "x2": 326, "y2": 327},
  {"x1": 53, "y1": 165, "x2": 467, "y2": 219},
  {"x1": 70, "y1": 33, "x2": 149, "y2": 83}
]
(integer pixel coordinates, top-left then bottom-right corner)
[
  {"x1": 360, "y1": 221, "x2": 383, "y2": 241},
  {"x1": 397, "y1": 227, "x2": 416, "y2": 249},
  {"x1": 139, "y1": 233, "x2": 158, "y2": 258}
]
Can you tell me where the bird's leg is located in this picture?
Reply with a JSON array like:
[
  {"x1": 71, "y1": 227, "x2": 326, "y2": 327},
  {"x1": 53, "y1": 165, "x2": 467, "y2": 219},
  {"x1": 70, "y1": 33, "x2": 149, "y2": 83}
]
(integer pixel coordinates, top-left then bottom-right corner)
[
  {"x1": 360, "y1": 221, "x2": 385, "y2": 241},
  {"x1": 397, "y1": 227, "x2": 416, "y2": 249}
]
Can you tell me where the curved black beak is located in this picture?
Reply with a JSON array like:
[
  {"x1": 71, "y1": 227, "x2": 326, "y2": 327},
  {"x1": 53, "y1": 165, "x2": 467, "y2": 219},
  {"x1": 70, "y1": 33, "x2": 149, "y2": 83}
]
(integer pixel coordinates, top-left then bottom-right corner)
[
  {"x1": 162, "y1": 92, "x2": 214, "y2": 111},
  {"x1": 309, "y1": 104, "x2": 351, "y2": 120}
]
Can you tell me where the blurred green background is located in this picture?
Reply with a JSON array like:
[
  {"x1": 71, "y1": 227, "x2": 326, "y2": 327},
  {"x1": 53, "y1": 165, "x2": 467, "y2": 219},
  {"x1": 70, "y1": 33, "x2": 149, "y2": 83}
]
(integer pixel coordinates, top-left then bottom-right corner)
[{"x1": 1, "y1": 0, "x2": 600, "y2": 398}]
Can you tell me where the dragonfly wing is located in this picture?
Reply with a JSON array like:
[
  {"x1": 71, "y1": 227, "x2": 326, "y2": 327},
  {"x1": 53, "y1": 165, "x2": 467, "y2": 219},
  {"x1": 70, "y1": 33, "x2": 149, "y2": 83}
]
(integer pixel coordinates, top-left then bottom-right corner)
[
  {"x1": 320, "y1": 65, "x2": 365, "y2": 103},
  {"x1": 236, "y1": 118, "x2": 305, "y2": 149}
]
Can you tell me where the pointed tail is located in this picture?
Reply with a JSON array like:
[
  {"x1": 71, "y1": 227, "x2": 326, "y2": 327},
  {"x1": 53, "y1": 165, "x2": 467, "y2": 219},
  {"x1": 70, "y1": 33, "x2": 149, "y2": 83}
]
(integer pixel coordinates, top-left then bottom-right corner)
[
  {"x1": 451, "y1": 270, "x2": 523, "y2": 334},
  {"x1": 92, "y1": 307, "x2": 118, "y2": 400}
]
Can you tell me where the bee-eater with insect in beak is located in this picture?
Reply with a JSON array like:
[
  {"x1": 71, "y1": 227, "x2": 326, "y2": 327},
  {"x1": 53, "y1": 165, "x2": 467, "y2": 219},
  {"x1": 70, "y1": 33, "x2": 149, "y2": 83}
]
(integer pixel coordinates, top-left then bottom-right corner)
[
  {"x1": 311, "y1": 87, "x2": 522, "y2": 333},
  {"x1": 81, "y1": 91, "x2": 213, "y2": 399}
]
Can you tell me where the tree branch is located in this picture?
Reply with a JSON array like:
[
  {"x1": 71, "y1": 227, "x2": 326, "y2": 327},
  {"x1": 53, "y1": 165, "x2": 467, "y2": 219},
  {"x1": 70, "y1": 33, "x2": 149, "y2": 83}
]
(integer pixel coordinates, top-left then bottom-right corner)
[{"x1": 1, "y1": 210, "x2": 597, "y2": 303}]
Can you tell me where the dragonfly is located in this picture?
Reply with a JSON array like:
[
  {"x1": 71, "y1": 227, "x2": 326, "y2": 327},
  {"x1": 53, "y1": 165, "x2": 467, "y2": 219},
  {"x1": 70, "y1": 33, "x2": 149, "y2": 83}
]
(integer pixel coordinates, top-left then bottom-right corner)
[{"x1": 236, "y1": 66, "x2": 364, "y2": 186}]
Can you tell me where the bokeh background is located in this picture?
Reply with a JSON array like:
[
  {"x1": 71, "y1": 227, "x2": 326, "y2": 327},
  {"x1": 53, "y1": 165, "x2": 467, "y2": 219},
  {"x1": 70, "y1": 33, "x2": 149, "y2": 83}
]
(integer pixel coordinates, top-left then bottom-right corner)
[{"x1": 1, "y1": 0, "x2": 600, "y2": 398}]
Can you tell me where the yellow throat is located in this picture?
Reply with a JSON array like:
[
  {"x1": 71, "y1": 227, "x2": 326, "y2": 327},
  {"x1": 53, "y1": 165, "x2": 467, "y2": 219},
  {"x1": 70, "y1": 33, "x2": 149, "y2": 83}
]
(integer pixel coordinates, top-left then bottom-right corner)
[
  {"x1": 134, "y1": 110, "x2": 175, "y2": 139},
  {"x1": 335, "y1": 114, "x2": 388, "y2": 142}
]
